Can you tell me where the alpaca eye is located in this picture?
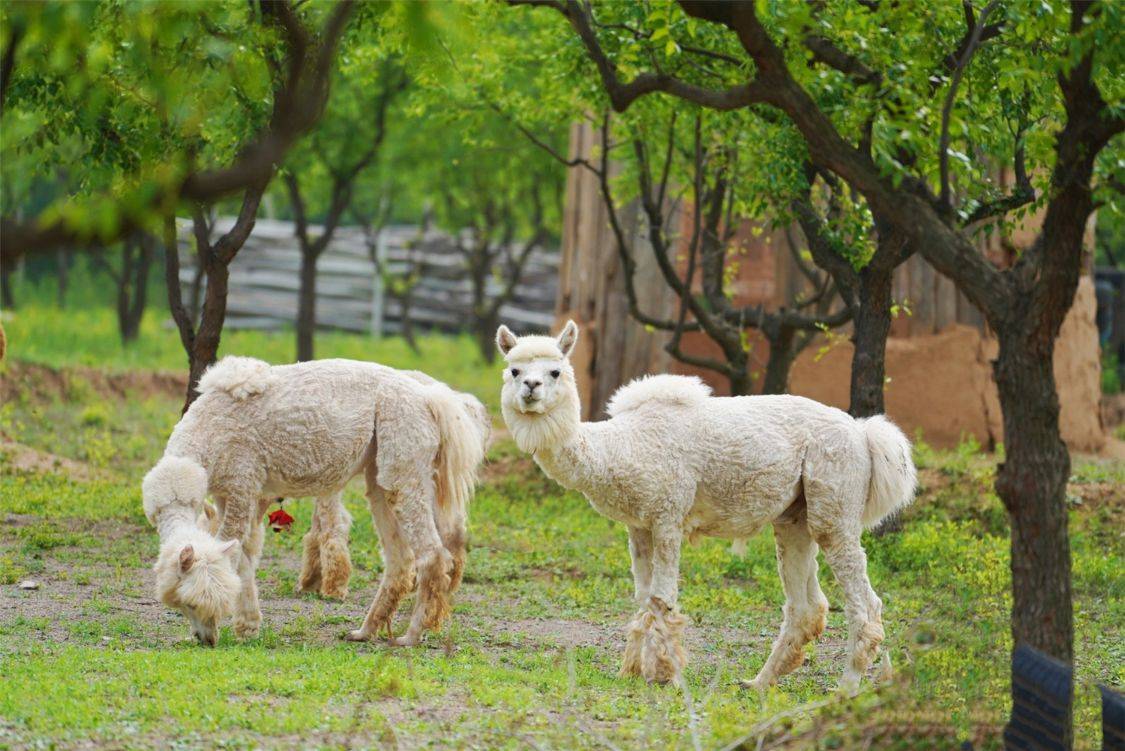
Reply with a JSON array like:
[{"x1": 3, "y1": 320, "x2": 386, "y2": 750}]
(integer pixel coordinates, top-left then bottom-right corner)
[
  {"x1": 510, "y1": 368, "x2": 520, "y2": 378},
  {"x1": 550, "y1": 370, "x2": 560, "y2": 379}
]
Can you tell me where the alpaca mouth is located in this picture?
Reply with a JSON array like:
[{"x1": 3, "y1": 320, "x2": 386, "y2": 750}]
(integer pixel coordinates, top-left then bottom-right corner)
[{"x1": 519, "y1": 395, "x2": 545, "y2": 412}]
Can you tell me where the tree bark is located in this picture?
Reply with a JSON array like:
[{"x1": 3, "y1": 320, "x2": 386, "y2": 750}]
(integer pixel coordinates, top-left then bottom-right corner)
[
  {"x1": 994, "y1": 329, "x2": 1073, "y2": 653},
  {"x1": 185, "y1": 254, "x2": 232, "y2": 403},
  {"x1": 849, "y1": 264, "x2": 893, "y2": 418},
  {"x1": 56, "y1": 250, "x2": 69, "y2": 308},
  {"x1": 760, "y1": 327, "x2": 796, "y2": 396},
  {"x1": 296, "y1": 246, "x2": 318, "y2": 362},
  {"x1": 0, "y1": 255, "x2": 14, "y2": 309},
  {"x1": 995, "y1": 324, "x2": 1074, "y2": 748}
]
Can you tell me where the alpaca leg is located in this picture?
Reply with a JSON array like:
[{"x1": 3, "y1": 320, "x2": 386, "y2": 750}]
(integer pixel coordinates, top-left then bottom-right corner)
[
  {"x1": 216, "y1": 497, "x2": 264, "y2": 640},
  {"x1": 388, "y1": 479, "x2": 453, "y2": 647},
  {"x1": 621, "y1": 526, "x2": 653, "y2": 678},
  {"x1": 635, "y1": 522, "x2": 687, "y2": 685},
  {"x1": 298, "y1": 509, "x2": 323, "y2": 594},
  {"x1": 436, "y1": 504, "x2": 468, "y2": 595},
  {"x1": 820, "y1": 537, "x2": 884, "y2": 693},
  {"x1": 742, "y1": 518, "x2": 827, "y2": 690},
  {"x1": 315, "y1": 492, "x2": 352, "y2": 600},
  {"x1": 346, "y1": 486, "x2": 415, "y2": 642}
]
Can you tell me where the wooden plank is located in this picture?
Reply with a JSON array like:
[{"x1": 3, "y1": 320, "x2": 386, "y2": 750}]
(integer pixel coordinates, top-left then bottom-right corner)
[{"x1": 934, "y1": 270, "x2": 958, "y2": 331}]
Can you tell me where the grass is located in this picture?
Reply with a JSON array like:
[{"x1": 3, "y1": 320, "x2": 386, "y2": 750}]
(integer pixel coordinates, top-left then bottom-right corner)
[{"x1": 0, "y1": 300, "x2": 1122, "y2": 749}]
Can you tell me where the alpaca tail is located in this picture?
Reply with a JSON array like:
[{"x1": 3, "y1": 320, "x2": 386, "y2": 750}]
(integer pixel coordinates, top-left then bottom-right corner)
[
  {"x1": 142, "y1": 455, "x2": 208, "y2": 526},
  {"x1": 859, "y1": 415, "x2": 917, "y2": 529},
  {"x1": 197, "y1": 356, "x2": 274, "y2": 400},
  {"x1": 423, "y1": 384, "x2": 486, "y2": 524}
]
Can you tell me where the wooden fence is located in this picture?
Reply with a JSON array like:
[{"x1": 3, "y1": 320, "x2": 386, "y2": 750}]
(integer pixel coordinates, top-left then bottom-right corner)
[{"x1": 177, "y1": 217, "x2": 558, "y2": 335}]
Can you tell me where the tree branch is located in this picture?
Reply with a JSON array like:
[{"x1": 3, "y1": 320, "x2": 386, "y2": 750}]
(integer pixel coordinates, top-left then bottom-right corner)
[
  {"x1": 510, "y1": 0, "x2": 769, "y2": 112},
  {"x1": 165, "y1": 214, "x2": 196, "y2": 354},
  {"x1": 939, "y1": 0, "x2": 1000, "y2": 212},
  {"x1": 2, "y1": 0, "x2": 355, "y2": 259},
  {"x1": 0, "y1": 19, "x2": 23, "y2": 115}
]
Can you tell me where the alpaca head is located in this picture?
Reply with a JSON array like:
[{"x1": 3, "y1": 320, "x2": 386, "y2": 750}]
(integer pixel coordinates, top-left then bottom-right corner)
[
  {"x1": 496, "y1": 320, "x2": 581, "y2": 452},
  {"x1": 153, "y1": 530, "x2": 241, "y2": 646}
]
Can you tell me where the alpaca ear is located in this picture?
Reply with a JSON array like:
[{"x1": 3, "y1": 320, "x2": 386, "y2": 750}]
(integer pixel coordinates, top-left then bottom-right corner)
[
  {"x1": 179, "y1": 545, "x2": 195, "y2": 574},
  {"x1": 496, "y1": 325, "x2": 518, "y2": 356},
  {"x1": 219, "y1": 539, "x2": 241, "y2": 563},
  {"x1": 557, "y1": 320, "x2": 579, "y2": 357}
]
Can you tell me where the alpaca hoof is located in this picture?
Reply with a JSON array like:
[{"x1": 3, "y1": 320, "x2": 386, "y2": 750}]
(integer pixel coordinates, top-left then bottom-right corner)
[
  {"x1": 234, "y1": 620, "x2": 261, "y2": 639},
  {"x1": 637, "y1": 598, "x2": 688, "y2": 685},
  {"x1": 839, "y1": 671, "x2": 862, "y2": 696},
  {"x1": 297, "y1": 576, "x2": 321, "y2": 595},
  {"x1": 319, "y1": 583, "x2": 348, "y2": 601},
  {"x1": 344, "y1": 629, "x2": 371, "y2": 642},
  {"x1": 738, "y1": 676, "x2": 772, "y2": 692},
  {"x1": 619, "y1": 659, "x2": 643, "y2": 678},
  {"x1": 619, "y1": 610, "x2": 646, "y2": 678},
  {"x1": 389, "y1": 634, "x2": 421, "y2": 647}
]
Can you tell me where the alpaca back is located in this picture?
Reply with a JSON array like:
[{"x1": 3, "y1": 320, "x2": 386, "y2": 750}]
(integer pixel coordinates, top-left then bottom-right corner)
[
  {"x1": 197, "y1": 356, "x2": 276, "y2": 400},
  {"x1": 606, "y1": 374, "x2": 711, "y2": 417}
]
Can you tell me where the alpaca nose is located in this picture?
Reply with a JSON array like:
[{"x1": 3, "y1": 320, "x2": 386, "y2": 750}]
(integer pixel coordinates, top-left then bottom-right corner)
[{"x1": 524, "y1": 379, "x2": 542, "y2": 391}]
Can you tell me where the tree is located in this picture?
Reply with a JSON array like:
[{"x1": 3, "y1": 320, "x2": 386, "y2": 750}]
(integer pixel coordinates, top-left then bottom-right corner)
[
  {"x1": 513, "y1": 1, "x2": 1122, "y2": 742},
  {"x1": 1, "y1": 1, "x2": 356, "y2": 259},
  {"x1": 392, "y1": 25, "x2": 567, "y2": 362},
  {"x1": 91, "y1": 234, "x2": 154, "y2": 343},
  {"x1": 282, "y1": 48, "x2": 406, "y2": 361},
  {"x1": 165, "y1": 184, "x2": 267, "y2": 411},
  {"x1": 542, "y1": 110, "x2": 853, "y2": 395}
]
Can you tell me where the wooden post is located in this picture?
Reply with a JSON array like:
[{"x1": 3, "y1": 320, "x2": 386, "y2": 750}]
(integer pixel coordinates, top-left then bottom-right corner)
[
  {"x1": 554, "y1": 121, "x2": 677, "y2": 419},
  {"x1": 371, "y1": 228, "x2": 386, "y2": 338}
]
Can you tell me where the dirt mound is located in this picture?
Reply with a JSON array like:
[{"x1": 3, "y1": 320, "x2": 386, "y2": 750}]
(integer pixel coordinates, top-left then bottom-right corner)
[
  {"x1": 790, "y1": 278, "x2": 1107, "y2": 452},
  {"x1": 0, "y1": 360, "x2": 187, "y2": 405},
  {"x1": 0, "y1": 440, "x2": 106, "y2": 481}
]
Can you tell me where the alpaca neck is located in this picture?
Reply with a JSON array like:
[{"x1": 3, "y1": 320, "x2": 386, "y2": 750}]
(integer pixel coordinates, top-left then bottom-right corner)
[
  {"x1": 502, "y1": 382, "x2": 582, "y2": 456},
  {"x1": 154, "y1": 504, "x2": 200, "y2": 543},
  {"x1": 503, "y1": 383, "x2": 601, "y2": 494}
]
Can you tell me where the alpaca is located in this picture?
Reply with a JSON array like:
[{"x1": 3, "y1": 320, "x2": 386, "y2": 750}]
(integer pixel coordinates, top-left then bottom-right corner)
[
  {"x1": 143, "y1": 356, "x2": 489, "y2": 647},
  {"x1": 495, "y1": 321, "x2": 916, "y2": 690}
]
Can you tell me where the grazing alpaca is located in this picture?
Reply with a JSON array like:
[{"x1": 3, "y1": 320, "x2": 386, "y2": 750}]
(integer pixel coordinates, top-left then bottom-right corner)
[
  {"x1": 495, "y1": 322, "x2": 916, "y2": 690},
  {"x1": 143, "y1": 357, "x2": 489, "y2": 647}
]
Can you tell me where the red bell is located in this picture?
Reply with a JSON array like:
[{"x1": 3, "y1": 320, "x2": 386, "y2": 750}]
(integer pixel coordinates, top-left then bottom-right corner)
[{"x1": 268, "y1": 507, "x2": 295, "y2": 533}]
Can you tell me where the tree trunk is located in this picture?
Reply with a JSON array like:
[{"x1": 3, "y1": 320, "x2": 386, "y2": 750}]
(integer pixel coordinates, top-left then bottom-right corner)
[
  {"x1": 994, "y1": 325, "x2": 1074, "y2": 747},
  {"x1": 189, "y1": 263, "x2": 205, "y2": 326},
  {"x1": 761, "y1": 327, "x2": 796, "y2": 395},
  {"x1": 849, "y1": 265, "x2": 893, "y2": 418},
  {"x1": 296, "y1": 246, "x2": 318, "y2": 362},
  {"x1": 1, "y1": 256, "x2": 16, "y2": 309},
  {"x1": 398, "y1": 292, "x2": 419, "y2": 354},
  {"x1": 115, "y1": 240, "x2": 137, "y2": 342},
  {"x1": 727, "y1": 366, "x2": 754, "y2": 397},
  {"x1": 476, "y1": 307, "x2": 499, "y2": 364},
  {"x1": 122, "y1": 237, "x2": 153, "y2": 343},
  {"x1": 56, "y1": 250, "x2": 69, "y2": 308},
  {"x1": 185, "y1": 259, "x2": 231, "y2": 409}
]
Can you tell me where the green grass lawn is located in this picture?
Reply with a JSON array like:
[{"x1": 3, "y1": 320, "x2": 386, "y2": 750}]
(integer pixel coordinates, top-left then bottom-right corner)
[{"x1": 1, "y1": 302, "x2": 1122, "y2": 749}]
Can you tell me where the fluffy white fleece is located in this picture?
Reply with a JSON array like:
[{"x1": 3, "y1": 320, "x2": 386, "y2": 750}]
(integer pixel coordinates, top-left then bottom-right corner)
[
  {"x1": 496, "y1": 321, "x2": 917, "y2": 690},
  {"x1": 143, "y1": 356, "x2": 490, "y2": 646},
  {"x1": 605, "y1": 374, "x2": 711, "y2": 417}
]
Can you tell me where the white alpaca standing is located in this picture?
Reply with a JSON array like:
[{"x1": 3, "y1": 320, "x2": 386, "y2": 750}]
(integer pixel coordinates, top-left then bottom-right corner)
[
  {"x1": 142, "y1": 357, "x2": 489, "y2": 647},
  {"x1": 495, "y1": 322, "x2": 916, "y2": 689}
]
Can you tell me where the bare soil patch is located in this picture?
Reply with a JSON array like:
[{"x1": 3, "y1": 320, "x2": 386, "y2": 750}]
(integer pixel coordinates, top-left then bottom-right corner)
[
  {"x1": 0, "y1": 440, "x2": 107, "y2": 481},
  {"x1": 0, "y1": 361, "x2": 186, "y2": 405}
]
